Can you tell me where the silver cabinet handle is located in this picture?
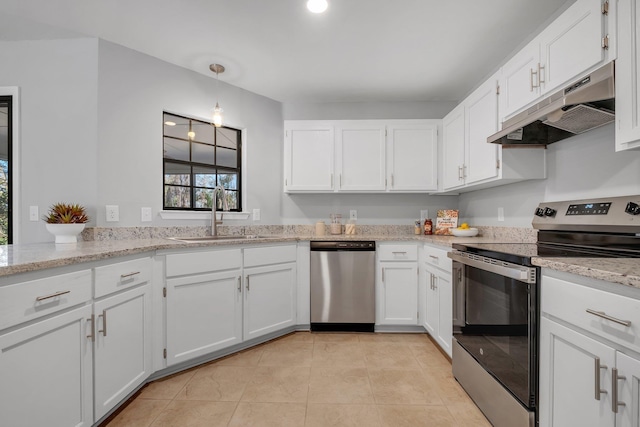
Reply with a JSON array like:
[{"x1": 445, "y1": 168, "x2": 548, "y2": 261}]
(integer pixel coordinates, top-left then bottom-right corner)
[
  {"x1": 237, "y1": 276, "x2": 242, "y2": 292},
  {"x1": 340, "y1": 174, "x2": 342, "y2": 187},
  {"x1": 246, "y1": 276, "x2": 250, "y2": 291},
  {"x1": 530, "y1": 67, "x2": 538, "y2": 90},
  {"x1": 462, "y1": 165, "x2": 467, "y2": 178},
  {"x1": 392, "y1": 251, "x2": 407, "y2": 254},
  {"x1": 458, "y1": 166, "x2": 463, "y2": 180},
  {"x1": 98, "y1": 309, "x2": 107, "y2": 337},
  {"x1": 433, "y1": 274, "x2": 437, "y2": 290},
  {"x1": 538, "y1": 63, "x2": 545, "y2": 86},
  {"x1": 391, "y1": 174, "x2": 394, "y2": 187},
  {"x1": 36, "y1": 290, "x2": 70, "y2": 301},
  {"x1": 330, "y1": 173, "x2": 333, "y2": 187},
  {"x1": 429, "y1": 255, "x2": 439, "y2": 260},
  {"x1": 382, "y1": 269, "x2": 385, "y2": 284},
  {"x1": 87, "y1": 315, "x2": 95, "y2": 342},
  {"x1": 586, "y1": 309, "x2": 632, "y2": 327},
  {"x1": 612, "y1": 367, "x2": 626, "y2": 413},
  {"x1": 595, "y1": 357, "x2": 608, "y2": 400},
  {"x1": 120, "y1": 271, "x2": 140, "y2": 279}
]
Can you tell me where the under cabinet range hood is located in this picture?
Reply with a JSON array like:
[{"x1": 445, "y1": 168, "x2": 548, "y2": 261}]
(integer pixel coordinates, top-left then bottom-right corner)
[{"x1": 488, "y1": 62, "x2": 615, "y2": 147}]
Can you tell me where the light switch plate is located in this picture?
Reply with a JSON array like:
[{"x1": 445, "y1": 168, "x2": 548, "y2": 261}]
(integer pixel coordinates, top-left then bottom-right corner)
[
  {"x1": 106, "y1": 205, "x2": 119, "y2": 222},
  {"x1": 253, "y1": 208, "x2": 261, "y2": 221},
  {"x1": 498, "y1": 207, "x2": 505, "y2": 222},
  {"x1": 420, "y1": 210, "x2": 429, "y2": 222},
  {"x1": 141, "y1": 207, "x2": 152, "y2": 222},
  {"x1": 349, "y1": 210, "x2": 357, "y2": 220},
  {"x1": 29, "y1": 206, "x2": 39, "y2": 221}
]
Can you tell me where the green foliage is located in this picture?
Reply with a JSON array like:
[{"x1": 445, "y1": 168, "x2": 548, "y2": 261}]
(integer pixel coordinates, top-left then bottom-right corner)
[{"x1": 43, "y1": 203, "x2": 90, "y2": 224}]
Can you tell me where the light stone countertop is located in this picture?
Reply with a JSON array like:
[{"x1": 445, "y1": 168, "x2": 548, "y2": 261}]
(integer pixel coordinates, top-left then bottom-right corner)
[{"x1": 532, "y1": 257, "x2": 640, "y2": 289}]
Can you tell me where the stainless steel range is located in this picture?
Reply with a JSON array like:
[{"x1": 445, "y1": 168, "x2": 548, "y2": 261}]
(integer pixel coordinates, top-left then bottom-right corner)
[{"x1": 448, "y1": 195, "x2": 640, "y2": 427}]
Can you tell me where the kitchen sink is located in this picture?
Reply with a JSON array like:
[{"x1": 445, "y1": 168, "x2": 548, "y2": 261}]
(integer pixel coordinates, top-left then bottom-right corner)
[{"x1": 166, "y1": 235, "x2": 276, "y2": 243}]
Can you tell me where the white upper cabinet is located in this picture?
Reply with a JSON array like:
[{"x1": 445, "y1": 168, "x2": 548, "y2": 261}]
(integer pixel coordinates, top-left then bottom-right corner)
[
  {"x1": 386, "y1": 123, "x2": 438, "y2": 192},
  {"x1": 465, "y1": 74, "x2": 500, "y2": 185},
  {"x1": 615, "y1": 0, "x2": 640, "y2": 151},
  {"x1": 499, "y1": 40, "x2": 542, "y2": 120},
  {"x1": 284, "y1": 120, "x2": 439, "y2": 193},
  {"x1": 442, "y1": 104, "x2": 466, "y2": 191},
  {"x1": 539, "y1": 0, "x2": 607, "y2": 95},
  {"x1": 284, "y1": 121, "x2": 334, "y2": 192},
  {"x1": 500, "y1": 0, "x2": 612, "y2": 123},
  {"x1": 335, "y1": 121, "x2": 386, "y2": 191}
]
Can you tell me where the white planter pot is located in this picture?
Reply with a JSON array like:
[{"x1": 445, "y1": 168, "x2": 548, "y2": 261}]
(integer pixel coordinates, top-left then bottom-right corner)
[{"x1": 45, "y1": 223, "x2": 86, "y2": 244}]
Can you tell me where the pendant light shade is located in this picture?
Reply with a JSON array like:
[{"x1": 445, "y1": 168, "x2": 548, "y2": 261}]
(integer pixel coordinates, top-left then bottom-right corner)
[
  {"x1": 307, "y1": 0, "x2": 328, "y2": 13},
  {"x1": 209, "y1": 63, "x2": 225, "y2": 128}
]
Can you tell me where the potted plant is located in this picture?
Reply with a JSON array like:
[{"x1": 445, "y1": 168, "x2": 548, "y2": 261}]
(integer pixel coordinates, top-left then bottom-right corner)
[{"x1": 43, "y1": 203, "x2": 90, "y2": 244}]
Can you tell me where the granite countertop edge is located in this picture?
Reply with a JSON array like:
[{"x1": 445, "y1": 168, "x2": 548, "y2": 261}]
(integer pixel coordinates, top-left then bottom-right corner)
[{"x1": 532, "y1": 257, "x2": 640, "y2": 289}]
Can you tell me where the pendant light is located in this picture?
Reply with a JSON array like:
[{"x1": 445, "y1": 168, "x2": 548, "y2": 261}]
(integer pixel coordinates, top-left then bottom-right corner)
[
  {"x1": 209, "y1": 64, "x2": 225, "y2": 127},
  {"x1": 307, "y1": 0, "x2": 328, "y2": 13}
]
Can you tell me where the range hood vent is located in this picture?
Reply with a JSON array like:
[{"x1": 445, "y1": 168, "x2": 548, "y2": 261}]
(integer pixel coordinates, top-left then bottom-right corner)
[{"x1": 488, "y1": 62, "x2": 615, "y2": 147}]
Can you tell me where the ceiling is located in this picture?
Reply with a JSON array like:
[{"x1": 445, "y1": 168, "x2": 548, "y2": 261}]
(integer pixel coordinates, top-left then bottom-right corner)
[{"x1": 1, "y1": 0, "x2": 570, "y2": 104}]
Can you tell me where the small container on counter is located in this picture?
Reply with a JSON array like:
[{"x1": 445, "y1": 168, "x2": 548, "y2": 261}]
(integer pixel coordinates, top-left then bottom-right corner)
[
  {"x1": 414, "y1": 220, "x2": 422, "y2": 235},
  {"x1": 423, "y1": 218, "x2": 433, "y2": 235},
  {"x1": 330, "y1": 214, "x2": 342, "y2": 235},
  {"x1": 345, "y1": 220, "x2": 356, "y2": 235},
  {"x1": 315, "y1": 221, "x2": 326, "y2": 236}
]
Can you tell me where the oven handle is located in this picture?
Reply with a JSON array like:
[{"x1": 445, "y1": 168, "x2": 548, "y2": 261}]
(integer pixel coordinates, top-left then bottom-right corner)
[{"x1": 447, "y1": 250, "x2": 537, "y2": 284}]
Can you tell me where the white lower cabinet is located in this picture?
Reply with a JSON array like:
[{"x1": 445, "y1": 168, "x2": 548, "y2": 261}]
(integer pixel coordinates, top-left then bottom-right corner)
[
  {"x1": 376, "y1": 243, "x2": 418, "y2": 326},
  {"x1": 0, "y1": 304, "x2": 94, "y2": 427},
  {"x1": 166, "y1": 269, "x2": 243, "y2": 365},
  {"x1": 244, "y1": 263, "x2": 297, "y2": 340},
  {"x1": 421, "y1": 244, "x2": 453, "y2": 357},
  {"x1": 165, "y1": 245, "x2": 297, "y2": 366},
  {"x1": 93, "y1": 284, "x2": 152, "y2": 420},
  {"x1": 539, "y1": 271, "x2": 640, "y2": 427}
]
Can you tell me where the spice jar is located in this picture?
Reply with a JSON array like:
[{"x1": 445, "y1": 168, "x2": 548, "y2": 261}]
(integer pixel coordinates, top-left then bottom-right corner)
[
  {"x1": 345, "y1": 220, "x2": 356, "y2": 235},
  {"x1": 423, "y1": 218, "x2": 433, "y2": 235},
  {"x1": 315, "y1": 221, "x2": 326, "y2": 236},
  {"x1": 330, "y1": 214, "x2": 342, "y2": 235},
  {"x1": 414, "y1": 220, "x2": 422, "y2": 235}
]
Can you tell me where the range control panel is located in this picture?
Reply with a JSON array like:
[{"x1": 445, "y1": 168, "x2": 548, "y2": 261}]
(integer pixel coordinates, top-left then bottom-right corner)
[{"x1": 532, "y1": 195, "x2": 640, "y2": 233}]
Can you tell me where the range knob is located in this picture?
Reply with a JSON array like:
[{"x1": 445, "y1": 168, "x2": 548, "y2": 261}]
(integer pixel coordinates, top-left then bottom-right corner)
[
  {"x1": 544, "y1": 207, "x2": 557, "y2": 217},
  {"x1": 535, "y1": 208, "x2": 545, "y2": 217},
  {"x1": 625, "y1": 202, "x2": 640, "y2": 215}
]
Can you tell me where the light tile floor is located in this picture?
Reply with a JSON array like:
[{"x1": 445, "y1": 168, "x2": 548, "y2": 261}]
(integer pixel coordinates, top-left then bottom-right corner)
[{"x1": 106, "y1": 332, "x2": 491, "y2": 427}]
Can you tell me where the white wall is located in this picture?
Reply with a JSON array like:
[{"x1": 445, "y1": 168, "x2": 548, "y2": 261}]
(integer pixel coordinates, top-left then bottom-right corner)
[
  {"x1": 459, "y1": 124, "x2": 640, "y2": 227},
  {"x1": 0, "y1": 38, "x2": 98, "y2": 243}
]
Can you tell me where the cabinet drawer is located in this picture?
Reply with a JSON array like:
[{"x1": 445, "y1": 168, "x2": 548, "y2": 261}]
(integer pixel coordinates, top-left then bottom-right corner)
[
  {"x1": 542, "y1": 275, "x2": 640, "y2": 355},
  {"x1": 243, "y1": 245, "x2": 297, "y2": 268},
  {"x1": 378, "y1": 244, "x2": 417, "y2": 261},
  {"x1": 94, "y1": 257, "x2": 152, "y2": 298},
  {"x1": 166, "y1": 249, "x2": 242, "y2": 277},
  {"x1": 423, "y1": 244, "x2": 451, "y2": 273},
  {"x1": 0, "y1": 270, "x2": 92, "y2": 330}
]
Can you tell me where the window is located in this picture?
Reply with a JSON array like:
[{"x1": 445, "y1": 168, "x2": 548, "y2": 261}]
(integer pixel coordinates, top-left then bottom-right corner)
[
  {"x1": 163, "y1": 112, "x2": 242, "y2": 211},
  {"x1": 0, "y1": 96, "x2": 12, "y2": 244}
]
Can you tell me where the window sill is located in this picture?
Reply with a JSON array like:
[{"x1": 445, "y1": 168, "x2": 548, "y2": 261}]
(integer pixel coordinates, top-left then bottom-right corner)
[{"x1": 159, "y1": 211, "x2": 251, "y2": 220}]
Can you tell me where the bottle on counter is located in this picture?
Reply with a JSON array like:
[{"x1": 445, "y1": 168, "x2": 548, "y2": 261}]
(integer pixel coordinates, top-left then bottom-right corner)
[
  {"x1": 315, "y1": 221, "x2": 326, "y2": 236},
  {"x1": 414, "y1": 220, "x2": 422, "y2": 235},
  {"x1": 423, "y1": 218, "x2": 433, "y2": 235}
]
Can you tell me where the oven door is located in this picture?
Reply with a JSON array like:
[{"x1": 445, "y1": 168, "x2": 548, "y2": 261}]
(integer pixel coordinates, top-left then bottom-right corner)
[{"x1": 449, "y1": 250, "x2": 538, "y2": 410}]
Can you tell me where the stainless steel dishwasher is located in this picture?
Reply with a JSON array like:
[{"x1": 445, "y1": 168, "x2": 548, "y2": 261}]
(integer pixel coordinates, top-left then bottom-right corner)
[{"x1": 310, "y1": 241, "x2": 376, "y2": 332}]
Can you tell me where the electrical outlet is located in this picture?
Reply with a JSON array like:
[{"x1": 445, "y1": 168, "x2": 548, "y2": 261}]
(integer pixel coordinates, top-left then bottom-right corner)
[
  {"x1": 420, "y1": 210, "x2": 429, "y2": 221},
  {"x1": 253, "y1": 208, "x2": 261, "y2": 221},
  {"x1": 498, "y1": 207, "x2": 505, "y2": 222},
  {"x1": 141, "y1": 207, "x2": 152, "y2": 222},
  {"x1": 106, "y1": 205, "x2": 119, "y2": 222},
  {"x1": 29, "y1": 206, "x2": 39, "y2": 222},
  {"x1": 349, "y1": 210, "x2": 357, "y2": 220}
]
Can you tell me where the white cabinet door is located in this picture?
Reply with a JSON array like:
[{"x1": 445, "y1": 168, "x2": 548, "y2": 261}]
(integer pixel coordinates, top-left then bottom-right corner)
[
  {"x1": 0, "y1": 305, "x2": 93, "y2": 427},
  {"x1": 435, "y1": 271, "x2": 452, "y2": 357},
  {"x1": 284, "y1": 122, "x2": 334, "y2": 191},
  {"x1": 244, "y1": 263, "x2": 297, "y2": 341},
  {"x1": 93, "y1": 285, "x2": 151, "y2": 421},
  {"x1": 539, "y1": 317, "x2": 616, "y2": 427},
  {"x1": 539, "y1": 0, "x2": 606, "y2": 95},
  {"x1": 442, "y1": 105, "x2": 466, "y2": 191},
  {"x1": 424, "y1": 267, "x2": 438, "y2": 336},
  {"x1": 615, "y1": 0, "x2": 640, "y2": 151},
  {"x1": 499, "y1": 40, "x2": 541, "y2": 120},
  {"x1": 465, "y1": 74, "x2": 500, "y2": 186},
  {"x1": 377, "y1": 262, "x2": 418, "y2": 325},
  {"x1": 616, "y1": 352, "x2": 640, "y2": 427},
  {"x1": 166, "y1": 270, "x2": 243, "y2": 365},
  {"x1": 387, "y1": 124, "x2": 437, "y2": 191},
  {"x1": 418, "y1": 265, "x2": 428, "y2": 330},
  {"x1": 335, "y1": 122, "x2": 386, "y2": 191}
]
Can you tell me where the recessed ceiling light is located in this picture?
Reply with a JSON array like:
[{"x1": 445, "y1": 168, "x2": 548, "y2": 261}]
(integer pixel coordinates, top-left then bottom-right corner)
[
  {"x1": 307, "y1": 0, "x2": 328, "y2": 14},
  {"x1": 164, "y1": 121, "x2": 176, "y2": 126}
]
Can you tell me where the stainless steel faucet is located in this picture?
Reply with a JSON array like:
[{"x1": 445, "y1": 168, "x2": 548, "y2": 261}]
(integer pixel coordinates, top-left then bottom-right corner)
[{"x1": 211, "y1": 185, "x2": 229, "y2": 236}]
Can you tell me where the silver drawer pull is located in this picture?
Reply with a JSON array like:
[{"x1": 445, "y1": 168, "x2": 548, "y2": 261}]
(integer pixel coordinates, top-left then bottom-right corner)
[
  {"x1": 586, "y1": 309, "x2": 632, "y2": 327},
  {"x1": 35, "y1": 290, "x2": 70, "y2": 301},
  {"x1": 392, "y1": 251, "x2": 407, "y2": 254},
  {"x1": 429, "y1": 255, "x2": 439, "y2": 260},
  {"x1": 594, "y1": 357, "x2": 608, "y2": 400},
  {"x1": 120, "y1": 271, "x2": 141, "y2": 279}
]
